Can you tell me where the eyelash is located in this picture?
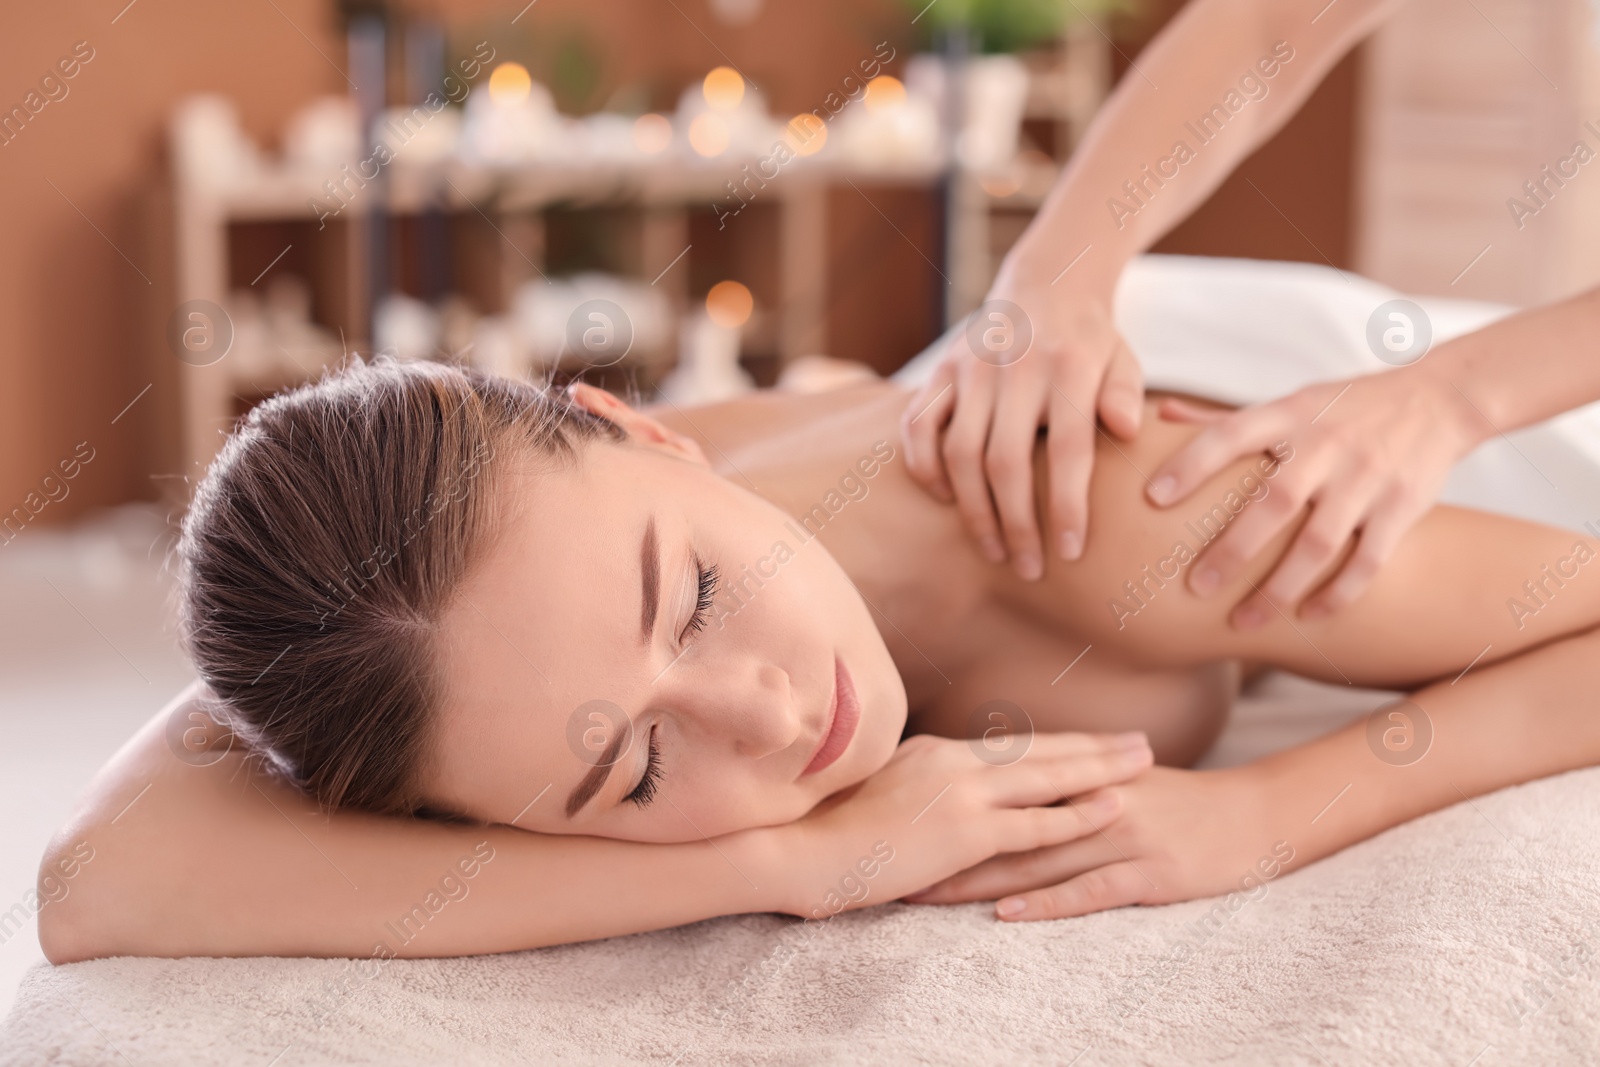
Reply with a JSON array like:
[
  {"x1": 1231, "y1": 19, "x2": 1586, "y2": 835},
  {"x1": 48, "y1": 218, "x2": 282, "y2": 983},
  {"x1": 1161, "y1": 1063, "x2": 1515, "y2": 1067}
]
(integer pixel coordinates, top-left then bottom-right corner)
[
  {"x1": 625, "y1": 726, "x2": 663, "y2": 807},
  {"x1": 680, "y1": 556, "x2": 720, "y2": 641},
  {"x1": 626, "y1": 558, "x2": 716, "y2": 809}
]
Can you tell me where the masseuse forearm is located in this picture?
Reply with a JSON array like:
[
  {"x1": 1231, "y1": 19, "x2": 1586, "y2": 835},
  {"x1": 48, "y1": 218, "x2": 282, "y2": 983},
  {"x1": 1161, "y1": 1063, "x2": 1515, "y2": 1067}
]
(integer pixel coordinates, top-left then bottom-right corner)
[
  {"x1": 1414, "y1": 284, "x2": 1600, "y2": 439},
  {"x1": 1254, "y1": 624, "x2": 1600, "y2": 873},
  {"x1": 1001, "y1": 0, "x2": 1400, "y2": 291}
]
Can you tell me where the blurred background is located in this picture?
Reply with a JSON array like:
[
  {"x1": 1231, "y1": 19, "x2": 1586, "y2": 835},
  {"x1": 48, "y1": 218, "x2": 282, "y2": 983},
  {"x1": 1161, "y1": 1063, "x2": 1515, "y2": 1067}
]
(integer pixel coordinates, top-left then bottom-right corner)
[{"x1": 3, "y1": 0, "x2": 1600, "y2": 1016}]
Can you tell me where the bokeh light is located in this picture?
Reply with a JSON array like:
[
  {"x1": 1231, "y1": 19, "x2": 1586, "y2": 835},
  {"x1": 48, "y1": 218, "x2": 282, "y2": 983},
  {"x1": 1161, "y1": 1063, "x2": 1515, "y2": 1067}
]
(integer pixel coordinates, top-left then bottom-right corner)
[
  {"x1": 706, "y1": 280, "x2": 753, "y2": 328},
  {"x1": 702, "y1": 66, "x2": 746, "y2": 112},
  {"x1": 862, "y1": 76, "x2": 906, "y2": 114},
  {"x1": 488, "y1": 62, "x2": 533, "y2": 106},
  {"x1": 688, "y1": 113, "x2": 730, "y2": 157},
  {"x1": 979, "y1": 172, "x2": 1022, "y2": 198},
  {"x1": 633, "y1": 113, "x2": 673, "y2": 155},
  {"x1": 785, "y1": 114, "x2": 827, "y2": 157}
]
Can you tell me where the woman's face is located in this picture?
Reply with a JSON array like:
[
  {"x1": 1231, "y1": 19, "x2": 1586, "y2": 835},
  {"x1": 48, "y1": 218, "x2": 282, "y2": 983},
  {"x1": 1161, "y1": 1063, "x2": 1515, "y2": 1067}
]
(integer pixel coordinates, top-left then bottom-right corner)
[{"x1": 427, "y1": 388, "x2": 908, "y2": 843}]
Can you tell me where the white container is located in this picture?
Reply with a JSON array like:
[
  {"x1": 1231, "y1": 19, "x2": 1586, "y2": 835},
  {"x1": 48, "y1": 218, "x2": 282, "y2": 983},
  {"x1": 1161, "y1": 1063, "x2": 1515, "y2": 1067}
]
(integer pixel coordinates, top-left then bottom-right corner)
[{"x1": 958, "y1": 53, "x2": 1030, "y2": 170}]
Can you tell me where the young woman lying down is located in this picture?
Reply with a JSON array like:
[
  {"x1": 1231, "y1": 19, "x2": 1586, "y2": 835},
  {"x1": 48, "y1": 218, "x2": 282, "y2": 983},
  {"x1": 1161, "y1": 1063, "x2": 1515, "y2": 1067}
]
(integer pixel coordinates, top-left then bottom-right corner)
[{"x1": 38, "y1": 358, "x2": 1600, "y2": 963}]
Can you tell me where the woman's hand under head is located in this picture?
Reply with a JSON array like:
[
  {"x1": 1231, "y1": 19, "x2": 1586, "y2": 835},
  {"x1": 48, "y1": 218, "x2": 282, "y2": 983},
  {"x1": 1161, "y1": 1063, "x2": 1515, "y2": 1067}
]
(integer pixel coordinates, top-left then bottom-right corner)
[
  {"x1": 424, "y1": 383, "x2": 911, "y2": 843},
  {"x1": 778, "y1": 730, "x2": 1154, "y2": 920}
]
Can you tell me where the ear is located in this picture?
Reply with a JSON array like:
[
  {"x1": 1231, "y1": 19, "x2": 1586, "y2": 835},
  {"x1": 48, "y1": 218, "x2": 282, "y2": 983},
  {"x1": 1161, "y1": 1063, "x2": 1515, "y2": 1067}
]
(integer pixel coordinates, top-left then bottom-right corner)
[{"x1": 566, "y1": 382, "x2": 710, "y2": 468}]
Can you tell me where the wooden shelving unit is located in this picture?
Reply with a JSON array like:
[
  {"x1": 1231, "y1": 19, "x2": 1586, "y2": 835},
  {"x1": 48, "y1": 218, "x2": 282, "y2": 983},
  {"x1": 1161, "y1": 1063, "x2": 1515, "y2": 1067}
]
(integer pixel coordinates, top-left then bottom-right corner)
[{"x1": 167, "y1": 28, "x2": 1110, "y2": 477}]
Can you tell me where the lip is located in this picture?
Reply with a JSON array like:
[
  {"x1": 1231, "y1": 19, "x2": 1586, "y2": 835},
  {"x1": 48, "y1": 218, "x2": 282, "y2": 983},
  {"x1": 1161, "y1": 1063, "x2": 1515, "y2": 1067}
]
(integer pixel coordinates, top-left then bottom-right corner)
[{"x1": 802, "y1": 656, "x2": 860, "y2": 777}]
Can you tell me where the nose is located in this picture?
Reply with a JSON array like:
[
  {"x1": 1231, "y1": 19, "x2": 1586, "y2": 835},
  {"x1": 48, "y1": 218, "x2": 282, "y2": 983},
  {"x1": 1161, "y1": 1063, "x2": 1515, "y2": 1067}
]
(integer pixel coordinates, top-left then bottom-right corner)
[{"x1": 669, "y1": 658, "x2": 802, "y2": 759}]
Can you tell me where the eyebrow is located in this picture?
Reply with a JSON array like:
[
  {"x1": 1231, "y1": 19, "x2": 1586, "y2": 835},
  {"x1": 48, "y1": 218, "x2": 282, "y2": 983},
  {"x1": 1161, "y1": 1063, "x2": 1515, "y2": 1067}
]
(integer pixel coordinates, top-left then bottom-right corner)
[
  {"x1": 640, "y1": 515, "x2": 659, "y2": 644},
  {"x1": 565, "y1": 726, "x2": 631, "y2": 819}
]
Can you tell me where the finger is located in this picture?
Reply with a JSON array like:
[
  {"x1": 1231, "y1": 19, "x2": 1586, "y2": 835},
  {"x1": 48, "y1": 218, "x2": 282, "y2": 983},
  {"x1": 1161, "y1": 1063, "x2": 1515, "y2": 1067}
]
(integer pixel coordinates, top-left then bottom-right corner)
[
  {"x1": 900, "y1": 361, "x2": 958, "y2": 502},
  {"x1": 1146, "y1": 406, "x2": 1297, "y2": 508},
  {"x1": 1045, "y1": 375, "x2": 1098, "y2": 561},
  {"x1": 941, "y1": 362, "x2": 1006, "y2": 562},
  {"x1": 1229, "y1": 478, "x2": 1378, "y2": 629},
  {"x1": 1010, "y1": 730, "x2": 1149, "y2": 761},
  {"x1": 1096, "y1": 340, "x2": 1145, "y2": 440},
  {"x1": 984, "y1": 745, "x2": 1152, "y2": 809},
  {"x1": 970, "y1": 729, "x2": 1149, "y2": 772},
  {"x1": 1184, "y1": 458, "x2": 1327, "y2": 598},
  {"x1": 996, "y1": 860, "x2": 1150, "y2": 920},
  {"x1": 907, "y1": 803, "x2": 1116, "y2": 903},
  {"x1": 1156, "y1": 396, "x2": 1228, "y2": 424},
  {"x1": 985, "y1": 375, "x2": 1050, "y2": 579},
  {"x1": 988, "y1": 794, "x2": 1126, "y2": 855},
  {"x1": 1300, "y1": 487, "x2": 1429, "y2": 619}
]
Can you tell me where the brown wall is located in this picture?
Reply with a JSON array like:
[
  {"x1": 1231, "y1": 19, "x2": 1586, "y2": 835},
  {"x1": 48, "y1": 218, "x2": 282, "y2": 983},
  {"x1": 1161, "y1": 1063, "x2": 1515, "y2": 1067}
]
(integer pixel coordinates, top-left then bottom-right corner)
[
  {"x1": 0, "y1": 0, "x2": 1357, "y2": 526},
  {"x1": 1153, "y1": 49, "x2": 1360, "y2": 266},
  {"x1": 0, "y1": 1, "x2": 344, "y2": 527},
  {"x1": 1118, "y1": 0, "x2": 1359, "y2": 267}
]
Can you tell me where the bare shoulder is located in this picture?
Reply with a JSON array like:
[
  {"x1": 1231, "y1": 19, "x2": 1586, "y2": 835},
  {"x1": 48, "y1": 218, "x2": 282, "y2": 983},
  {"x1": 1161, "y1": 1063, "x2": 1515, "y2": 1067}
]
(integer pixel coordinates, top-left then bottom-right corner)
[
  {"x1": 999, "y1": 395, "x2": 1297, "y2": 664},
  {"x1": 649, "y1": 379, "x2": 906, "y2": 464},
  {"x1": 53, "y1": 682, "x2": 214, "y2": 828}
]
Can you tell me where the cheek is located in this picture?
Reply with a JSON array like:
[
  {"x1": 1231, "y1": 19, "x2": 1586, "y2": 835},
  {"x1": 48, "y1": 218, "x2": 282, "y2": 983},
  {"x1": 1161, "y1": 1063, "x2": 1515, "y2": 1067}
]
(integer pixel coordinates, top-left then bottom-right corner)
[
  {"x1": 673, "y1": 471, "x2": 906, "y2": 810},
  {"x1": 773, "y1": 557, "x2": 907, "y2": 784},
  {"x1": 646, "y1": 771, "x2": 816, "y2": 841}
]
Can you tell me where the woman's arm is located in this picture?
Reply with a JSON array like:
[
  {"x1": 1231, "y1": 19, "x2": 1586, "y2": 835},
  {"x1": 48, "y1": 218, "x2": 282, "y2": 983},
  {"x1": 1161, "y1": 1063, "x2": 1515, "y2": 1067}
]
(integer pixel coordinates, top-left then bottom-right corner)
[
  {"x1": 38, "y1": 684, "x2": 775, "y2": 962},
  {"x1": 913, "y1": 618, "x2": 1600, "y2": 919},
  {"x1": 902, "y1": 0, "x2": 1404, "y2": 576},
  {"x1": 911, "y1": 398, "x2": 1600, "y2": 917},
  {"x1": 39, "y1": 684, "x2": 1149, "y2": 961}
]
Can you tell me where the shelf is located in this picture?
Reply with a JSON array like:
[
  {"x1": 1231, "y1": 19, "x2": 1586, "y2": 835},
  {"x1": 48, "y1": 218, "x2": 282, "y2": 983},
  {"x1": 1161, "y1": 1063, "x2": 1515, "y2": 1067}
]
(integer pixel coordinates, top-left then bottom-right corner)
[
  {"x1": 165, "y1": 32, "x2": 1111, "y2": 479},
  {"x1": 181, "y1": 155, "x2": 949, "y2": 223}
]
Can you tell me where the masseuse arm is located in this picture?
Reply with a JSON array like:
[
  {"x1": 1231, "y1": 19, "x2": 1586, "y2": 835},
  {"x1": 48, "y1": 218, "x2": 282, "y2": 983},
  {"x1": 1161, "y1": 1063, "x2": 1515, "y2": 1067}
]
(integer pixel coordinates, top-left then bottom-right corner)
[
  {"x1": 36, "y1": 684, "x2": 1147, "y2": 962},
  {"x1": 902, "y1": 0, "x2": 1403, "y2": 577},
  {"x1": 1148, "y1": 284, "x2": 1600, "y2": 625}
]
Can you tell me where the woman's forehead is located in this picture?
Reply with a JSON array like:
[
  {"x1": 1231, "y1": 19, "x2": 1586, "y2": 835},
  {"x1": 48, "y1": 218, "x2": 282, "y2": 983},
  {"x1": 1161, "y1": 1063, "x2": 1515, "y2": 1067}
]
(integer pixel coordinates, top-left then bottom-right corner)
[{"x1": 443, "y1": 449, "x2": 693, "y2": 695}]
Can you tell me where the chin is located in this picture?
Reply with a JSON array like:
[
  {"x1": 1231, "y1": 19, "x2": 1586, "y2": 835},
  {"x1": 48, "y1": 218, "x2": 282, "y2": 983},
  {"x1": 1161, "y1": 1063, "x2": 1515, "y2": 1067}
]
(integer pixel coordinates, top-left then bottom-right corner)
[{"x1": 856, "y1": 644, "x2": 909, "y2": 775}]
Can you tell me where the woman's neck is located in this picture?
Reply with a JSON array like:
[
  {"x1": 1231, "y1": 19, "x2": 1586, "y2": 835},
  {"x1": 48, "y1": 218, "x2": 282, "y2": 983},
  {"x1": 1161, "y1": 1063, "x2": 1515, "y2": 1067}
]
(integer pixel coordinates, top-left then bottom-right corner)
[{"x1": 651, "y1": 382, "x2": 995, "y2": 708}]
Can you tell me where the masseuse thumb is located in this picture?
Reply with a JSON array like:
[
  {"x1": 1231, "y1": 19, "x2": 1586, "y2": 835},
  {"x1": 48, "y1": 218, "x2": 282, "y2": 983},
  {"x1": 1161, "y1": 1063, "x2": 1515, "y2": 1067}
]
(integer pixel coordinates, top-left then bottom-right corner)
[{"x1": 1098, "y1": 343, "x2": 1144, "y2": 439}]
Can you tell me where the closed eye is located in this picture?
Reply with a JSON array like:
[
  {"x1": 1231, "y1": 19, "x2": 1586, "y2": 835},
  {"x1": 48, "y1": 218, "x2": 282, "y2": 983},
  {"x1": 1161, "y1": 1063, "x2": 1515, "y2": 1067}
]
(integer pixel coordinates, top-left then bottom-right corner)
[
  {"x1": 624, "y1": 724, "x2": 662, "y2": 806},
  {"x1": 679, "y1": 556, "x2": 720, "y2": 641}
]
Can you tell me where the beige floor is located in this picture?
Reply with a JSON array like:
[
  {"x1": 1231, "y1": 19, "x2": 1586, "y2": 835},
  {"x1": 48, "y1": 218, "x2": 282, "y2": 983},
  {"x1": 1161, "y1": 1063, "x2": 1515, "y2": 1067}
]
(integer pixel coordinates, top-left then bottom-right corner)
[{"x1": 0, "y1": 504, "x2": 194, "y2": 1020}]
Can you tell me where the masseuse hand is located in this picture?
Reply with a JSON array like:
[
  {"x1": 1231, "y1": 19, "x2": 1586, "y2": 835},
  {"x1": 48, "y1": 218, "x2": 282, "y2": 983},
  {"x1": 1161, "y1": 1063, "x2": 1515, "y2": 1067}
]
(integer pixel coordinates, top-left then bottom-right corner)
[
  {"x1": 903, "y1": 765, "x2": 1291, "y2": 920},
  {"x1": 777, "y1": 730, "x2": 1152, "y2": 920},
  {"x1": 1146, "y1": 369, "x2": 1485, "y2": 626},
  {"x1": 901, "y1": 268, "x2": 1144, "y2": 580}
]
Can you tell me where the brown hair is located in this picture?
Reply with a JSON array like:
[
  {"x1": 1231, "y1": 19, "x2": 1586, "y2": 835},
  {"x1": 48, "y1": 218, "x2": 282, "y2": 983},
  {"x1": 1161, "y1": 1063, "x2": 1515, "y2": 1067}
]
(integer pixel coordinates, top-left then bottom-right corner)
[{"x1": 177, "y1": 357, "x2": 624, "y2": 816}]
